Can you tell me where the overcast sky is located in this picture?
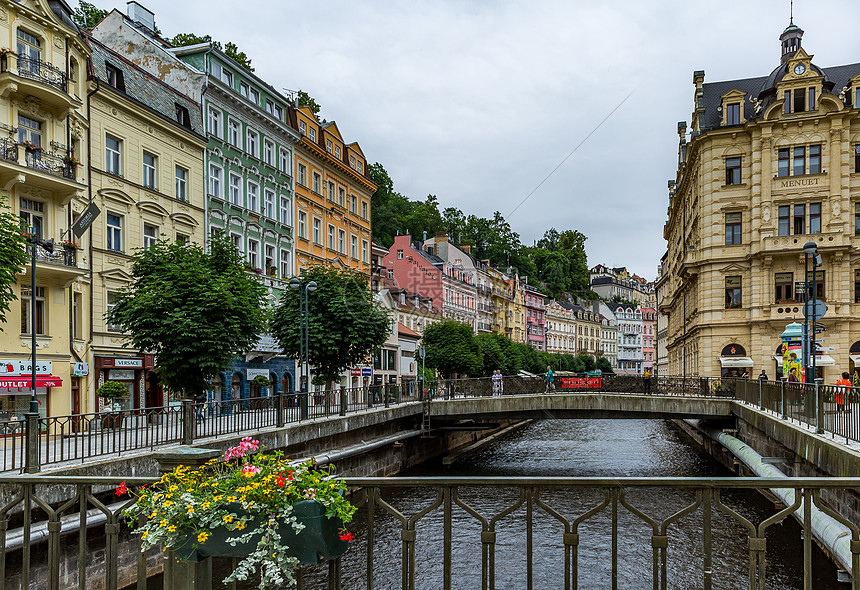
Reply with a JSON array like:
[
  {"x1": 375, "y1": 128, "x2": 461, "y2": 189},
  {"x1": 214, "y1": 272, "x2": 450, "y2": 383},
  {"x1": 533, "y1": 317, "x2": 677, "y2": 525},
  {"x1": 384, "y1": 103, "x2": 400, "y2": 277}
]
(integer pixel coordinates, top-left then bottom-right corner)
[{"x1": 94, "y1": 0, "x2": 860, "y2": 279}]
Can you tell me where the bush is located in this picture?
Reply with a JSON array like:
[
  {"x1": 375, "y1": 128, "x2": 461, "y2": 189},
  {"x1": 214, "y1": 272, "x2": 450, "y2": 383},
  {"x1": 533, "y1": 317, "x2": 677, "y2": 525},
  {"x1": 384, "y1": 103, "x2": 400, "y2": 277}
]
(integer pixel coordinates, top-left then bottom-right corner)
[{"x1": 98, "y1": 380, "x2": 128, "y2": 399}]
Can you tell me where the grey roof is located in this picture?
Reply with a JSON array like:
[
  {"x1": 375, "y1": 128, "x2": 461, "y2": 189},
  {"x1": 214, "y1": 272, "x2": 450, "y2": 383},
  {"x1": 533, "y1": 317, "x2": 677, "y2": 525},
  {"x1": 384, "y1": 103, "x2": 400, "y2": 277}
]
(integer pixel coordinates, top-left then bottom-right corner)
[{"x1": 413, "y1": 247, "x2": 444, "y2": 266}]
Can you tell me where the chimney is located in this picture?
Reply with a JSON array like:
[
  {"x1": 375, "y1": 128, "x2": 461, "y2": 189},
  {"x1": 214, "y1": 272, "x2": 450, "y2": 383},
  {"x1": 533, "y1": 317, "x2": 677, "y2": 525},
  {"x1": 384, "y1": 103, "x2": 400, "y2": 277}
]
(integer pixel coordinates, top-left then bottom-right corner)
[
  {"x1": 461, "y1": 245, "x2": 471, "y2": 254},
  {"x1": 434, "y1": 232, "x2": 448, "y2": 261},
  {"x1": 126, "y1": 1, "x2": 156, "y2": 34}
]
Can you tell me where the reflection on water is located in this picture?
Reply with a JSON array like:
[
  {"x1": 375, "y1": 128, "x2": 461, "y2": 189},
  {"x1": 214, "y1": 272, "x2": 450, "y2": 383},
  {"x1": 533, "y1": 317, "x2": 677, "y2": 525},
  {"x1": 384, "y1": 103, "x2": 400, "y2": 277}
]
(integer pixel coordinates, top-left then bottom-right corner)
[{"x1": 243, "y1": 420, "x2": 842, "y2": 589}]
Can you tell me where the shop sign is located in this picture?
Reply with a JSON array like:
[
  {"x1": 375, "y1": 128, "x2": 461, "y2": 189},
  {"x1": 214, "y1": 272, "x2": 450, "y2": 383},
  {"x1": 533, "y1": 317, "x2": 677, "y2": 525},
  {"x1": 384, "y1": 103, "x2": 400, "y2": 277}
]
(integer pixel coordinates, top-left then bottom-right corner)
[
  {"x1": 246, "y1": 368, "x2": 269, "y2": 380},
  {"x1": 0, "y1": 361, "x2": 52, "y2": 376},
  {"x1": 109, "y1": 369, "x2": 135, "y2": 380},
  {"x1": 349, "y1": 368, "x2": 361, "y2": 376},
  {"x1": 115, "y1": 358, "x2": 143, "y2": 368},
  {"x1": 361, "y1": 368, "x2": 372, "y2": 377},
  {"x1": 73, "y1": 362, "x2": 89, "y2": 377},
  {"x1": 560, "y1": 377, "x2": 601, "y2": 389}
]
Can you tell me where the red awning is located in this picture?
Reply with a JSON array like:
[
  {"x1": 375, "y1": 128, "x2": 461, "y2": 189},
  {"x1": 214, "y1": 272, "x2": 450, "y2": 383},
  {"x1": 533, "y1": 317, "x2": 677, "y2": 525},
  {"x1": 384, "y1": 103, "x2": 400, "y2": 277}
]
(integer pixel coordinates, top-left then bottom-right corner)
[{"x1": 0, "y1": 376, "x2": 62, "y2": 388}]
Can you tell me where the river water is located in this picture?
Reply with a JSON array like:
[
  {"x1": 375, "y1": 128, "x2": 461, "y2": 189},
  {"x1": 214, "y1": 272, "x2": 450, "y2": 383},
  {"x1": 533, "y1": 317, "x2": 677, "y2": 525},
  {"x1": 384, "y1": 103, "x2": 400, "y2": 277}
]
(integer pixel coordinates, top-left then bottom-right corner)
[{"x1": 222, "y1": 419, "x2": 841, "y2": 589}]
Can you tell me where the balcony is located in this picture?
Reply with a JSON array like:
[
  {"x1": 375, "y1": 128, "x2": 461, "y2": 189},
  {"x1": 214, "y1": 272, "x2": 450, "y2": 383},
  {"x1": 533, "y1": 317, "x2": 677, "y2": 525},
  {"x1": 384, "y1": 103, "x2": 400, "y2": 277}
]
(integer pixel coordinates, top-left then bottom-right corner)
[
  {"x1": 0, "y1": 139, "x2": 82, "y2": 199},
  {"x1": 20, "y1": 240, "x2": 86, "y2": 285},
  {"x1": 0, "y1": 54, "x2": 79, "y2": 114}
]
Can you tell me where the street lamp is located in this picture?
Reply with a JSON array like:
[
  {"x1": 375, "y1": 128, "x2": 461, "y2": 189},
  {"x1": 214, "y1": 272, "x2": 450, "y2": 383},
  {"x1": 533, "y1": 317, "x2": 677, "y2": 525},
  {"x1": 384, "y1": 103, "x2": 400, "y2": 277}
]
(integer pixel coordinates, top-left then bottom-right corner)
[{"x1": 289, "y1": 278, "x2": 317, "y2": 419}]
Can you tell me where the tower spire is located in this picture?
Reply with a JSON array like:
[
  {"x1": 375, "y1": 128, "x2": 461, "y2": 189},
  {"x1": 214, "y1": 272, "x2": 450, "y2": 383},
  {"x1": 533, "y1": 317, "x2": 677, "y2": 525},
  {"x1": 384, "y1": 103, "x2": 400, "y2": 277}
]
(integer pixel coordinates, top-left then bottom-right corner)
[{"x1": 779, "y1": 15, "x2": 803, "y2": 64}]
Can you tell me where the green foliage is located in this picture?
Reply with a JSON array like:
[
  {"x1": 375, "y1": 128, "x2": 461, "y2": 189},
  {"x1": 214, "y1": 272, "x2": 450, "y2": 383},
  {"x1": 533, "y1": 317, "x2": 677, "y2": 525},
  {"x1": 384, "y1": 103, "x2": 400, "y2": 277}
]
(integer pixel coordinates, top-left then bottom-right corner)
[
  {"x1": 270, "y1": 266, "x2": 390, "y2": 383},
  {"x1": 224, "y1": 42, "x2": 254, "y2": 72},
  {"x1": 595, "y1": 357, "x2": 613, "y2": 373},
  {"x1": 106, "y1": 232, "x2": 268, "y2": 398},
  {"x1": 296, "y1": 91, "x2": 321, "y2": 116},
  {"x1": 72, "y1": 1, "x2": 107, "y2": 30},
  {"x1": 611, "y1": 295, "x2": 641, "y2": 306},
  {"x1": 422, "y1": 320, "x2": 482, "y2": 378},
  {"x1": 169, "y1": 35, "x2": 253, "y2": 72},
  {"x1": 97, "y1": 380, "x2": 128, "y2": 399},
  {"x1": 0, "y1": 197, "x2": 26, "y2": 329},
  {"x1": 169, "y1": 32, "x2": 212, "y2": 47},
  {"x1": 251, "y1": 375, "x2": 270, "y2": 388}
]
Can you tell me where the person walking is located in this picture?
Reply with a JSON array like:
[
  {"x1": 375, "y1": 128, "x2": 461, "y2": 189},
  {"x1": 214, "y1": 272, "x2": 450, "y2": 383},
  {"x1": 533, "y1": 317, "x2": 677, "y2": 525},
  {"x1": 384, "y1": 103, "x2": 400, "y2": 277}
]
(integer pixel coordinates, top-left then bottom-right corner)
[
  {"x1": 836, "y1": 371, "x2": 852, "y2": 413},
  {"x1": 642, "y1": 368, "x2": 652, "y2": 394},
  {"x1": 491, "y1": 370, "x2": 501, "y2": 396},
  {"x1": 758, "y1": 370, "x2": 768, "y2": 382},
  {"x1": 544, "y1": 366, "x2": 554, "y2": 394},
  {"x1": 498, "y1": 370, "x2": 504, "y2": 396},
  {"x1": 194, "y1": 391, "x2": 206, "y2": 423}
]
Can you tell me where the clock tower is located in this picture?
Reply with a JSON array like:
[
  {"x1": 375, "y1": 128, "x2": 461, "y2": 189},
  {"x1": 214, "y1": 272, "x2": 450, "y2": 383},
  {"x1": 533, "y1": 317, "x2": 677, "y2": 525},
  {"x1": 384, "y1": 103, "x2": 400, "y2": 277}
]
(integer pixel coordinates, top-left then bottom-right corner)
[{"x1": 779, "y1": 19, "x2": 804, "y2": 64}]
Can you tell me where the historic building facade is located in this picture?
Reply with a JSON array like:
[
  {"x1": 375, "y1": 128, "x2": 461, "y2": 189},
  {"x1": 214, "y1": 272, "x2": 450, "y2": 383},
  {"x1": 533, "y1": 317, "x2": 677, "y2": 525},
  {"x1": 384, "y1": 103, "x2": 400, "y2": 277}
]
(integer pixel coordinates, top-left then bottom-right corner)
[
  {"x1": 546, "y1": 300, "x2": 576, "y2": 355},
  {"x1": 523, "y1": 284, "x2": 546, "y2": 350},
  {"x1": 663, "y1": 20, "x2": 860, "y2": 379},
  {"x1": 0, "y1": 0, "x2": 90, "y2": 417}
]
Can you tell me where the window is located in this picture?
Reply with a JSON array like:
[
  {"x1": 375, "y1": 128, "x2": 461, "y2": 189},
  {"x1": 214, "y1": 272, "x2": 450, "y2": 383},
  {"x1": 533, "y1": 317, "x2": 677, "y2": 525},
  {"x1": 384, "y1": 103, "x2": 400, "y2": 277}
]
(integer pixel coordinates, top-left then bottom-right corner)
[
  {"x1": 264, "y1": 189, "x2": 275, "y2": 218},
  {"x1": 247, "y1": 239, "x2": 259, "y2": 269},
  {"x1": 312, "y1": 218, "x2": 321, "y2": 244},
  {"x1": 274, "y1": 105, "x2": 283, "y2": 120},
  {"x1": 20, "y1": 286, "x2": 45, "y2": 335},
  {"x1": 308, "y1": 128, "x2": 316, "y2": 142},
  {"x1": 779, "y1": 205, "x2": 790, "y2": 236},
  {"x1": 357, "y1": 161, "x2": 362, "y2": 173},
  {"x1": 208, "y1": 107, "x2": 222, "y2": 137},
  {"x1": 326, "y1": 139, "x2": 332, "y2": 153},
  {"x1": 350, "y1": 156, "x2": 356, "y2": 169},
  {"x1": 351, "y1": 235, "x2": 357, "y2": 259},
  {"x1": 265, "y1": 100, "x2": 273, "y2": 115},
  {"x1": 855, "y1": 270, "x2": 860, "y2": 303},
  {"x1": 106, "y1": 213, "x2": 123, "y2": 251},
  {"x1": 263, "y1": 140, "x2": 274, "y2": 166},
  {"x1": 793, "y1": 146, "x2": 805, "y2": 176},
  {"x1": 350, "y1": 195, "x2": 357, "y2": 214},
  {"x1": 143, "y1": 223, "x2": 158, "y2": 249},
  {"x1": 239, "y1": 82, "x2": 249, "y2": 98},
  {"x1": 265, "y1": 244, "x2": 274, "y2": 271},
  {"x1": 280, "y1": 196, "x2": 291, "y2": 225},
  {"x1": 809, "y1": 144, "x2": 821, "y2": 174},
  {"x1": 247, "y1": 129, "x2": 258, "y2": 157},
  {"x1": 856, "y1": 145, "x2": 860, "y2": 173},
  {"x1": 726, "y1": 103, "x2": 740, "y2": 125},
  {"x1": 793, "y1": 87, "x2": 806, "y2": 112},
  {"x1": 228, "y1": 119, "x2": 240, "y2": 148},
  {"x1": 105, "y1": 63, "x2": 125, "y2": 91},
  {"x1": 228, "y1": 173, "x2": 242, "y2": 205},
  {"x1": 17, "y1": 115, "x2": 41, "y2": 148},
  {"x1": 335, "y1": 146, "x2": 341, "y2": 159},
  {"x1": 362, "y1": 240, "x2": 368, "y2": 263},
  {"x1": 856, "y1": 203, "x2": 860, "y2": 237},
  {"x1": 73, "y1": 291, "x2": 82, "y2": 339},
  {"x1": 809, "y1": 202, "x2": 821, "y2": 234},
  {"x1": 247, "y1": 181, "x2": 259, "y2": 212},
  {"x1": 328, "y1": 181, "x2": 335, "y2": 201},
  {"x1": 250, "y1": 88, "x2": 259, "y2": 104},
  {"x1": 338, "y1": 230, "x2": 345, "y2": 254},
  {"x1": 175, "y1": 166, "x2": 188, "y2": 201},
  {"x1": 231, "y1": 232, "x2": 242, "y2": 254},
  {"x1": 142, "y1": 152, "x2": 157, "y2": 189},
  {"x1": 361, "y1": 201, "x2": 368, "y2": 219},
  {"x1": 775, "y1": 272, "x2": 794, "y2": 302},
  {"x1": 299, "y1": 121, "x2": 307, "y2": 136},
  {"x1": 725, "y1": 212, "x2": 741, "y2": 245},
  {"x1": 298, "y1": 211, "x2": 306, "y2": 239},
  {"x1": 279, "y1": 149, "x2": 290, "y2": 174},
  {"x1": 175, "y1": 104, "x2": 190, "y2": 128},
  {"x1": 777, "y1": 148, "x2": 790, "y2": 177},
  {"x1": 16, "y1": 29, "x2": 40, "y2": 72},
  {"x1": 18, "y1": 198, "x2": 43, "y2": 239},
  {"x1": 312, "y1": 173, "x2": 321, "y2": 194},
  {"x1": 338, "y1": 187, "x2": 345, "y2": 207},
  {"x1": 211, "y1": 61, "x2": 232, "y2": 86},
  {"x1": 725, "y1": 276, "x2": 741, "y2": 308},
  {"x1": 208, "y1": 164, "x2": 222, "y2": 197},
  {"x1": 297, "y1": 163, "x2": 307, "y2": 186},
  {"x1": 397, "y1": 249, "x2": 403, "y2": 259},
  {"x1": 281, "y1": 249, "x2": 291, "y2": 278},
  {"x1": 811, "y1": 270, "x2": 825, "y2": 300},
  {"x1": 725, "y1": 157, "x2": 741, "y2": 185},
  {"x1": 808, "y1": 87, "x2": 816, "y2": 110},
  {"x1": 105, "y1": 134, "x2": 121, "y2": 176},
  {"x1": 327, "y1": 224, "x2": 335, "y2": 249},
  {"x1": 175, "y1": 233, "x2": 188, "y2": 245},
  {"x1": 793, "y1": 203, "x2": 805, "y2": 235}
]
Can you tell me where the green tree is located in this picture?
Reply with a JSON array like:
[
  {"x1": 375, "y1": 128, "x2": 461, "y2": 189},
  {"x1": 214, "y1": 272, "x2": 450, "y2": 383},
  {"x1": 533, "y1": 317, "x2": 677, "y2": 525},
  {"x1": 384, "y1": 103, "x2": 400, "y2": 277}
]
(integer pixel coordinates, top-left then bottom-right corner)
[
  {"x1": 595, "y1": 357, "x2": 613, "y2": 373},
  {"x1": 270, "y1": 266, "x2": 389, "y2": 384},
  {"x1": 296, "y1": 91, "x2": 321, "y2": 116},
  {"x1": 106, "y1": 233, "x2": 268, "y2": 399},
  {"x1": 224, "y1": 42, "x2": 254, "y2": 72},
  {"x1": 72, "y1": 1, "x2": 107, "y2": 30},
  {"x1": 169, "y1": 32, "x2": 213, "y2": 47},
  {"x1": 368, "y1": 162, "x2": 412, "y2": 247},
  {"x1": 0, "y1": 197, "x2": 27, "y2": 329},
  {"x1": 168, "y1": 35, "x2": 253, "y2": 72},
  {"x1": 422, "y1": 320, "x2": 482, "y2": 378}
]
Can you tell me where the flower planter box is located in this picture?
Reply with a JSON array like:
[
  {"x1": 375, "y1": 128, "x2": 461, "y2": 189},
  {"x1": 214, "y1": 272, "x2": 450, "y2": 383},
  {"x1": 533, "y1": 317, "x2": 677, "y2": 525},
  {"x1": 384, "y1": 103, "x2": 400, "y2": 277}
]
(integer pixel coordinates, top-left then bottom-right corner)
[{"x1": 175, "y1": 499, "x2": 349, "y2": 564}]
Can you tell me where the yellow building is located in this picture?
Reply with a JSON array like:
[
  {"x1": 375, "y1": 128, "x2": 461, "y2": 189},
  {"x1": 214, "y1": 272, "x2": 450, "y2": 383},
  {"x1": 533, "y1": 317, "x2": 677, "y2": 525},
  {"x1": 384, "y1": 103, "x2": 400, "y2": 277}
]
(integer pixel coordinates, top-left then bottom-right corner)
[
  {"x1": 0, "y1": 0, "x2": 90, "y2": 418},
  {"x1": 486, "y1": 265, "x2": 513, "y2": 336},
  {"x1": 85, "y1": 36, "x2": 206, "y2": 412},
  {"x1": 290, "y1": 106, "x2": 374, "y2": 275},
  {"x1": 663, "y1": 20, "x2": 860, "y2": 380},
  {"x1": 509, "y1": 275, "x2": 526, "y2": 344}
]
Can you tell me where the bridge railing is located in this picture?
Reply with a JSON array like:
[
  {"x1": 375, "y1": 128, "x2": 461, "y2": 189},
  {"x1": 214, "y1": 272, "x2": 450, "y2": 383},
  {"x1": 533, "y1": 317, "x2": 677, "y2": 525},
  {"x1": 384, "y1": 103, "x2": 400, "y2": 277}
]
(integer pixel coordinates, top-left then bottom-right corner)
[{"x1": 5, "y1": 474, "x2": 860, "y2": 590}]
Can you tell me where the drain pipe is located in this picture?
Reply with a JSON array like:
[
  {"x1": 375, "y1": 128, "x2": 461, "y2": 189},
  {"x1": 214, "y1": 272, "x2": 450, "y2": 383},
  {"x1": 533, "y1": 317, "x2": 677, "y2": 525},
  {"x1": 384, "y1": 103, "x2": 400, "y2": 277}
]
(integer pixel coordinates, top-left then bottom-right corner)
[{"x1": 686, "y1": 419, "x2": 853, "y2": 574}]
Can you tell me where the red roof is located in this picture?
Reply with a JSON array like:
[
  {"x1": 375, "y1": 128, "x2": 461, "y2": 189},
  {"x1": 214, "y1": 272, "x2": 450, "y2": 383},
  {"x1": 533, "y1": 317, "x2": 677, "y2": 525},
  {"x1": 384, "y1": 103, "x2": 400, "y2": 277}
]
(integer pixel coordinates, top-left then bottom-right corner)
[{"x1": 397, "y1": 323, "x2": 421, "y2": 339}]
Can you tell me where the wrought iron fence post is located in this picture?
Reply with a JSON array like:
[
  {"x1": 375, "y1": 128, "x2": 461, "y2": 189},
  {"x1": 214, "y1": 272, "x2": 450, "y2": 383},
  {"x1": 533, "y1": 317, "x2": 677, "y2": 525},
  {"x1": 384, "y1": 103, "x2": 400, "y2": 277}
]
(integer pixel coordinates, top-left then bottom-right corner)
[
  {"x1": 300, "y1": 391, "x2": 309, "y2": 420},
  {"x1": 340, "y1": 388, "x2": 347, "y2": 416},
  {"x1": 384, "y1": 384, "x2": 390, "y2": 408},
  {"x1": 276, "y1": 390, "x2": 285, "y2": 428},
  {"x1": 815, "y1": 381, "x2": 824, "y2": 434},
  {"x1": 781, "y1": 379, "x2": 787, "y2": 420},
  {"x1": 758, "y1": 379, "x2": 763, "y2": 410},
  {"x1": 23, "y1": 412, "x2": 40, "y2": 474},
  {"x1": 181, "y1": 398, "x2": 195, "y2": 445}
]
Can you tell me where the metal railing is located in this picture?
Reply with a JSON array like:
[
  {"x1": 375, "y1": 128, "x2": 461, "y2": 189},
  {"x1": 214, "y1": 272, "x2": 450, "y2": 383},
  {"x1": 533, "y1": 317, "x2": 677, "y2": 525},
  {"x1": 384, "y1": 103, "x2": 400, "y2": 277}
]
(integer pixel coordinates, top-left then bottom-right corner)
[
  {"x1": 23, "y1": 149, "x2": 76, "y2": 180},
  {"x1": 26, "y1": 238, "x2": 78, "y2": 268},
  {"x1": 4, "y1": 475, "x2": 860, "y2": 590},
  {"x1": 0, "y1": 137, "x2": 16, "y2": 162},
  {"x1": 9, "y1": 55, "x2": 68, "y2": 93}
]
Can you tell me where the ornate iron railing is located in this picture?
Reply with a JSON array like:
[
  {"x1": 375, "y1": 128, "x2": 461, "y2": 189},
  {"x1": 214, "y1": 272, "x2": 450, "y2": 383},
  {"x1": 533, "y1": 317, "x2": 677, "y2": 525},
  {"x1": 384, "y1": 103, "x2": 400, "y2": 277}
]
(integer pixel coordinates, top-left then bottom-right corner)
[
  {"x1": 23, "y1": 149, "x2": 76, "y2": 180},
  {"x1": 25, "y1": 238, "x2": 78, "y2": 268},
  {"x1": 12, "y1": 55, "x2": 68, "y2": 93},
  {"x1": 3, "y1": 476, "x2": 859, "y2": 589}
]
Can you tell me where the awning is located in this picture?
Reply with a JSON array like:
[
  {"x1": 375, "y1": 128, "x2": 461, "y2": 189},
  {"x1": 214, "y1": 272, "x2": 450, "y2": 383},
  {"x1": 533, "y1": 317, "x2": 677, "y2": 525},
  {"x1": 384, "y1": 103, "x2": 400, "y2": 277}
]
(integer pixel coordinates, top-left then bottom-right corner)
[
  {"x1": 719, "y1": 357, "x2": 754, "y2": 367},
  {"x1": 813, "y1": 355, "x2": 835, "y2": 367},
  {"x1": 0, "y1": 376, "x2": 62, "y2": 388},
  {"x1": 850, "y1": 354, "x2": 860, "y2": 364}
]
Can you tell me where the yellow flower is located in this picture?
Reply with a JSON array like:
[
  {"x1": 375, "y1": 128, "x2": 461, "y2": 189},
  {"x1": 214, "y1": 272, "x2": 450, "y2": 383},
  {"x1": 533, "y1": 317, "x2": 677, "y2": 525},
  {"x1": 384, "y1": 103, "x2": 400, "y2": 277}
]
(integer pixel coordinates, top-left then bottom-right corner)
[
  {"x1": 235, "y1": 521, "x2": 246, "y2": 531},
  {"x1": 226, "y1": 496, "x2": 237, "y2": 503},
  {"x1": 213, "y1": 495, "x2": 223, "y2": 502},
  {"x1": 168, "y1": 525, "x2": 176, "y2": 533},
  {"x1": 223, "y1": 514, "x2": 234, "y2": 523},
  {"x1": 200, "y1": 502, "x2": 211, "y2": 510},
  {"x1": 187, "y1": 506, "x2": 194, "y2": 514},
  {"x1": 148, "y1": 511, "x2": 157, "y2": 519},
  {"x1": 163, "y1": 501, "x2": 173, "y2": 508},
  {"x1": 141, "y1": 531, "x2": 148, "y2": 540},
  {"x1": 197, "y1": 531, "x2": 209, "y2": 543},
  {"x1": 159, "y1": 519, "x2": 169, "y2": 528}
]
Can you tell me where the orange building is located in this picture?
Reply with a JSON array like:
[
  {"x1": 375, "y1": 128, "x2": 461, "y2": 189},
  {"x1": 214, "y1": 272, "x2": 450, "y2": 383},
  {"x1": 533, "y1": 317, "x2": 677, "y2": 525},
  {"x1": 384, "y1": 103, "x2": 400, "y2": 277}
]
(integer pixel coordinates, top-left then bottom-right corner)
[{"x1": 288, "y1": 106, "x2": 374, "y2": 274}]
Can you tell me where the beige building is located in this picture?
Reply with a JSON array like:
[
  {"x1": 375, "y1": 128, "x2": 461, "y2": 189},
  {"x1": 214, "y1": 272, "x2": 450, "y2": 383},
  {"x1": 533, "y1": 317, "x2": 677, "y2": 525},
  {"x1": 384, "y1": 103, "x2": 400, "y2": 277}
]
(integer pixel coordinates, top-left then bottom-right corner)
[
  {"x1": 86, "y1": 34, "x2": 206, "y2": 412},
  {"x1": 663, "y1": 20, "x2": 860, "y2": 379},
  {"x1": 546, "y1": 300, "x2": 577, "y2": 355},
  {"x1": 0, "y1": 0, "x2": 90, "y2": 418}
]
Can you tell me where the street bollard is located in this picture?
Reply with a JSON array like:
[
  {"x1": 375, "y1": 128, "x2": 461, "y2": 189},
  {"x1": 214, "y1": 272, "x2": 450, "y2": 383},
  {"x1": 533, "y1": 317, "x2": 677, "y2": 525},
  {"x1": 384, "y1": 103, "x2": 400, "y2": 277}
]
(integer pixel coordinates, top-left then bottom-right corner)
[
  {"x1": 181, "y1": 399, "x2": 195, "y2": 445},
  {"x1": 340, "y1": 388, "x2": 347, "y2": 416},
  {"x1": 24, "y1": 412, "x2": 40, "y2": 474}
]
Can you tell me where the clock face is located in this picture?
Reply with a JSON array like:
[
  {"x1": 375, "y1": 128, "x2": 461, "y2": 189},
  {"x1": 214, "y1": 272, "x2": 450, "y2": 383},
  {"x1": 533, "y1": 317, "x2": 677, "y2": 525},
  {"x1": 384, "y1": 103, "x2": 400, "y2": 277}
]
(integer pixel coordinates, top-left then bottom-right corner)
[{"x1": 794, "y1": 64, "x2": 806, "y2": 75}]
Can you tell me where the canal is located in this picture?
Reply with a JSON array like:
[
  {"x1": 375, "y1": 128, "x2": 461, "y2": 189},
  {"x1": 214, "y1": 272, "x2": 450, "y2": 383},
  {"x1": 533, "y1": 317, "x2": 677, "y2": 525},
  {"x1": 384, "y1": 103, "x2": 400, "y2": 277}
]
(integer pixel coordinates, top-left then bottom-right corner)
[{"x1": 285, "y1": 420, "x2": 842, "y2": 588}]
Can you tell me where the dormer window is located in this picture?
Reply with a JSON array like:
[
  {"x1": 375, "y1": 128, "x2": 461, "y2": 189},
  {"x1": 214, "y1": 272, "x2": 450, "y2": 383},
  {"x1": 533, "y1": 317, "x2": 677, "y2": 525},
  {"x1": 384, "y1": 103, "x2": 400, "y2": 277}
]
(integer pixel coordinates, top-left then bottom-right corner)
[
  {"x1": 105, "y1": 63, "x2": 125, "y2": 91},
  {"x1": 175, "y1": 104, "x2": 191, "y2": 128},
  {"x1": 726, "y1": 103, "x2": 740, "y2": 125}
]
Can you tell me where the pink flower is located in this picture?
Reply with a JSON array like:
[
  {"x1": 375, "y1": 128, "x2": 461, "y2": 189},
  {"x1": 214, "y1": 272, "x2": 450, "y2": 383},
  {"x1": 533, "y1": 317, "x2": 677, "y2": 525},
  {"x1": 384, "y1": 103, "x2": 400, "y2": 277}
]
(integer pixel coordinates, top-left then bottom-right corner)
[
  {"x1": 303, "y1": 488, "x2": 316, "y2": 500},
  {"x1": 241, "y1": 464, "x2": 260, "y2": 478}
]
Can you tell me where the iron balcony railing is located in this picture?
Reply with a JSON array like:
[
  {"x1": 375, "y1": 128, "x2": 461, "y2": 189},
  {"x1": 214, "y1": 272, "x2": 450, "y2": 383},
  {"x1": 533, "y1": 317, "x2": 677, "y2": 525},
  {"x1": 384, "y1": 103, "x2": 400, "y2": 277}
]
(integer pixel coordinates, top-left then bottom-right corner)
[
  {"x1": 4, "y1": 475, "x2": 860, "y2": 590},
  {"x1": 25, "y1": 238, "x2": 78, "y2": 268},
  {"x1": 0, "y1": 137, "x2": 16, "y2": 162},
  {"x1": 9, "y1": 55, "x2": 68, "y2": 93},
  {"x1": 23, "y1": 148, "x2": 76, "y2": 180}
]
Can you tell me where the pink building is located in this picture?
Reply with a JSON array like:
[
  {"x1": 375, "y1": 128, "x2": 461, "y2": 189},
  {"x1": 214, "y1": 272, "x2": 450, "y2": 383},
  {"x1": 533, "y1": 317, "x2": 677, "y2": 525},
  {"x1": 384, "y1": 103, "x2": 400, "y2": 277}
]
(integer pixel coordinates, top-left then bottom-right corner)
[
  {"x1": 641, "y1": 307, "x2": 656, "y2": 373},
  {"x1": 524, "y1": 285, "x2": 547, "y2": 350}
]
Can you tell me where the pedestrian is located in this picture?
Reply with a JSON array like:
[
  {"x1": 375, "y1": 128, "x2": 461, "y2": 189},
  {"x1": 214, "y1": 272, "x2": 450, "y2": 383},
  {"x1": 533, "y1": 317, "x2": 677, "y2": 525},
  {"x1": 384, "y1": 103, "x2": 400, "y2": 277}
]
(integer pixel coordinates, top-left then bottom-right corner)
[
  {"x1": 836, "y1": 371, "x2": 852, "y2": 412},
  {"x1": 491, "y1": 370, "x2": 501, "y2": 396},
  {"x1": 642, "y1": 368, "x2": 652, "y2": 394},
  {"x1": 544, "y1": 365, "x2": 554, "y2": 394},
  {"x1": 788, "y1": 368, "x2": 799, "y2": 383},
  {"x1": 194, "y1": 391, "x2": 206, "y2": 423},
  {"x1": 758, "y1": 370, "x2": 768, "y2": 382},
  {"x1": 498, "y1": 371, "x2": 504, "y2": 396}
]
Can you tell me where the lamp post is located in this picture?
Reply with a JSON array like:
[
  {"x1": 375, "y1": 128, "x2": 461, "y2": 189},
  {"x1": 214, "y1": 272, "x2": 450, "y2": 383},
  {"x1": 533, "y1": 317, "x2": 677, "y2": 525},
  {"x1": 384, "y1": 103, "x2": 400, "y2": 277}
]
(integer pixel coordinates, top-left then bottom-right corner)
[
  {"x1": 802, "y1": 242, "x2": 819, "y2": 382},
  {"x1": 289, "y1": 278, "x2": 317, "y2": 420}
]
